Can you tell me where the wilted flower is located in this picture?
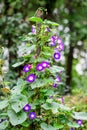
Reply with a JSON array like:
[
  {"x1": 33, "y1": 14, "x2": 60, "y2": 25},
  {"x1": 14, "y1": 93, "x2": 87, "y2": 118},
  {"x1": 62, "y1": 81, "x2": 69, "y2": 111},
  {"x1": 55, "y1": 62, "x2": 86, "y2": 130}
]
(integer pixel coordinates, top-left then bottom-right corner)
[
  {"x1": 57, "y1": 43, "x2": 64, "y2": 51},
  {"x1": 56, "y1": 76, "x2": 61, "y2": 82},
  {"x1": 53, "y1": 83, "x2": 57, "y2": 88},
  {"x1": 46, "y1": 27, "x2": 50, "y2": 32},
  {"x1": 29, "y1": 112, "x2": 36, "y2": 119},
  {"x1": 26, "y1": 74, "x2": 36, "y2": 83},
  {"x1": 23, "y1": 64, "x2": 32, "y2": 72},
  {"x1": 31, "y1": 25, "x2": 36, "y2": 34},
  {"x1": 61, "y1": 96, "x2": 64, "y2": 104},
  {"x1": 49, "y1": 95, "x2": 53, "y2": 98},
  {"x1": 23, "y1": 104, "x2": 31, "y2": 112},
  {"x1": 49, "y1": 36, "x2": 56, "y2": 46}
]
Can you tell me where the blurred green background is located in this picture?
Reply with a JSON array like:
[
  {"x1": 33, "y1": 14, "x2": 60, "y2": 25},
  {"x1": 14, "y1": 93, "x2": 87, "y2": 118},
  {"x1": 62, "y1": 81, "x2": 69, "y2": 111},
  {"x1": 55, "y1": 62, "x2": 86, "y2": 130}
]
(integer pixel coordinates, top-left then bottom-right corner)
[{"x1": 0, "y1": 0, "x2": 87, "y2": 129}]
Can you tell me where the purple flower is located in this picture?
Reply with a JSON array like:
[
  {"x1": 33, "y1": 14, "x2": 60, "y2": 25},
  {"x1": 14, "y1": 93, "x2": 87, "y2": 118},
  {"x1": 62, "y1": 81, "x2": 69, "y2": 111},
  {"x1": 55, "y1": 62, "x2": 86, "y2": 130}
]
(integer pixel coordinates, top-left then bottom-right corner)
[
  {"x1": 49, "y1": 95, "x2": 53, "y2": 99},
  {"x1": 26, "y1": 74, "x2": 36, "y2": 83},
  {"x1": 31, "y1": 25, "x2": 36, "y2": 34},
  {"x1": 77, "y1": 119, "x2": 83, "y2": 125},
  {"x1": 23, "y1": 104, "x2": 31, "y2": 112},
  {"x1": 49, "y1": 36, "x2": 56, "y2": 46},
  {"x1": 46, "y1": 27, "x2": 50, "y2": 32},
  {"x1": 29, "y1": 112, "x2": 36, "y2": 119},
  {"x1": 57, "y1": 37, "x2": 63, "y2": 44},
  {"x1": 23, "y1": 64, "x2": 31, "y2": 72},
  {"x1": 41, "y1": 61, "x2": 50, "y2": 68},
  {"x1": 57, "y1": 43, "x2": 64, "y2": 51},
  {"x1": 53, "y1": 83, "x2": 57, "y2": 88},
  {"x1": 70, "y1": 128, "x2": 74, "y2": 130},
  {"x1": 59, "y1": 70, "x2": 62, "y2": 73},
  {"x1": 61, "y1": 96, "x2": 64, "y2": 104},
  {"x1": 54, "y1": 52, "x2": 61, "y2": 60},
  {"x1": 56, "y1": 76, "x2": 61, "y2": 82},
  {"x1": 51, "y1": 36, "x2": 55, "y2": 42},
  {"x1": 36, "y1": 63, "x2": 44, "y2": 71},
  {"x1": 49, "y1": 42, "x2": 56, "y2": 46}
]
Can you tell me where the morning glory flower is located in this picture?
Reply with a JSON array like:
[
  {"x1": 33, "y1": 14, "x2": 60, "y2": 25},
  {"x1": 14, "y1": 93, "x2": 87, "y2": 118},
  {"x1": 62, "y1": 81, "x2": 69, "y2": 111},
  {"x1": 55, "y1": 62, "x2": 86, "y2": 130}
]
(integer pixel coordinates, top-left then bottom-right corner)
[
  {"x1": 23, "y1": 104, "x2": 31, "y2": 112},
  {"x1": 53, "y1": 83, "x2": 57, "y2": 88},
  {"x1": 77, "y1": 119, "x2": 83, "y2": 125},
  {"x1": 46, "y1": 27, "x2": 50, "y2": 32},
  {"x1": 49, "y1": 42, "x2": 56, "y2": 46},
  {"x1": 41, "y1": 61, "x2": 50, "y2": 68},
  {"x1": 26, "y1": 74, "x2": 36, "y2": 83},
  {"x1": 70, "y1": 128, "x2": 74, "y2": 130},
  {"x1": 51, "y1": 36, "x2": 55, "y2": 42},
  {"x1": 49, "y1": 36, "x2": 56, "y2": 46},
  {"x1": 23, "y1": 64, "x2": 32, "y2": 72},
  {"x1": 31, "y1": 25, "x2": 36, "y2": 34},
  {"x1": 54, "y1": 52, "x2": 61, "y2": 60},
  {"x1": 56, "y1": 76, "x2": 61, "y2": 82},
  {"x1": 49, "y1": 95, "x2": 53, "y2": 98},
  {"x1": 57, "y1": 37, "x2": 63, "y2": 44},
  {"x1": 57, "y1": 43, "x2": 64, "y2": 51},
  {"x1": 36, "y1": 63, "x2": 44, "y2": 71},
  {"x1": 29, "y1": 112, "x2": 36, "y2": 119},
  {"x1": 61, "y1": 96, "x2": 64, "y2": 104}
]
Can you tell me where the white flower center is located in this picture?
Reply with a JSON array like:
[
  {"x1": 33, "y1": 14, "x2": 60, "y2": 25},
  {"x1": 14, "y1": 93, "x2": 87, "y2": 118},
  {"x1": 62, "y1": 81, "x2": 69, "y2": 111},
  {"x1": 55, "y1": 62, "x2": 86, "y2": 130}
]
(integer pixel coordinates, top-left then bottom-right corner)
[
  {"x1": 26, "y1": 67, "x2": 29, "y2": 71},
  {"x1": 58, "y1": 39, "x2": 61, "y2": 44},
  {"x1": 25, "y1": 106, "x2": 29, "y2": 110},
  {"x1": 39, "y1": 66, "x2": 42, "y2": 70},
  {"x1": 55, "y1": 54, "x2": 59, "y2": 58},
  {"x1": 43, "y1": 63, "x2": 47, "y2": 67},
  {"x1": 31, "y1": 114, "x2": 34, "y2": 118},
  {"x1": 29, "y1": 76, "x2": 33, "y2": 81}
]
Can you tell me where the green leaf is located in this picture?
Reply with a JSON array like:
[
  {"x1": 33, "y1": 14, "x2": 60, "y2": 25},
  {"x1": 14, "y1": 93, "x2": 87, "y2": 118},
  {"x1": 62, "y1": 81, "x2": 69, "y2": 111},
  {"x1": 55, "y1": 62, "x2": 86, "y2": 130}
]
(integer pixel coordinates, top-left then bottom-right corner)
[
  {"x1": 72, "y1": 112, "x2": 87, "y2": 120},
  {"x1": 46, "y1": 89, "x2": 54, "y2": 96},
  {"x1": 7, "y1": 109, "x2": 27, "y2": 126},
  {"x1": 0, "y1": 113, "x2": 8, "y2": 117},
  {"x1": 0, "y1": 118, "x2": 9, "y2": 130},
  {"x1": 43, "y1": 20, "x2": 59, "y2": 26},
  {"x1": 53, "y1": 124, "x2": 64, "y2": 129},
  {"x1": 21, "y1": 121, "x2": 30, "y2": 127},
  {"x1": 0, "y1": 100, "x2": 8, "y2": 110},
  {"x1": 11, "y1": 79, "x2": 26, "y2": 94},
  {"x1": 31, "y1": 78, "x2": 53, "y2": 89},
  {"x1": 41, "y1": 103, "x2": 51, "y2": 110},
  {"x1": 10, "y1": 94, "x2": 28, "y2": 113},
  {"x1": 49, "y1": 65, "x2": 64, "y2": 74},
  {"x1": 67, "y1": 122, "x2": 80, "y2": 128},
  {"x1": 12, "y1": 61, "x2": 24, "y2": 68},
  {"x1": 29, "y1": 16, "x2": 43, "y2": 23},
  {"x1": 18, "y1": 44, "x2": 36, "y2": 56},
  {"x1": 46, "y1": 99, "x2": 53, "y2": 103},
  {"x1": 41, "y1": 122, "x2": 56, "y2": 130}
]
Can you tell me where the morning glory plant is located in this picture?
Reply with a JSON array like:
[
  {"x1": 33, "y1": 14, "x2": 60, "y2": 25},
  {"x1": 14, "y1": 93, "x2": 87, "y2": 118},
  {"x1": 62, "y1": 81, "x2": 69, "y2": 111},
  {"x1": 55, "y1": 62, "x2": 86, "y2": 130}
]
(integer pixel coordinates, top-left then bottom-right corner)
[{"x1": 0, "y1": 8, "x2": 87, "y2": 130}]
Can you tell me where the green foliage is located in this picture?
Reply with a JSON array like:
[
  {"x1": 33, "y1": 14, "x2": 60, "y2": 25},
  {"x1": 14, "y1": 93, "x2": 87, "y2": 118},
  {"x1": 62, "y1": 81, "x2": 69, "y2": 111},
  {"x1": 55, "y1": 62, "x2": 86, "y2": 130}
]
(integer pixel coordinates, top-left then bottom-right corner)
[
  {"x1": 7, "y1": 109, "x2": 27, "y2": 126},
  {"x1": 41, "y1": 122, "x2": 56, "y2": 130},
  {"x1": 0, "y1": 7, "x2": 87, "y2": 130}
]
